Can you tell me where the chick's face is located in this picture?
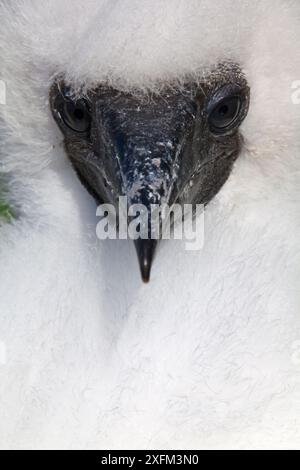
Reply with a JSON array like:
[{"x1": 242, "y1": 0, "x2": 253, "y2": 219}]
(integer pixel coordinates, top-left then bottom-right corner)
[{"x1": 50, "y1": 63, "x2": 250, "y2": 280}]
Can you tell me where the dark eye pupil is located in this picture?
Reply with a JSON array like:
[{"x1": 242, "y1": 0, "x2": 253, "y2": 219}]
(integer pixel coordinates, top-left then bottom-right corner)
[
  {"x1": 209, "y1": 96, "x2": 241, "y2": 133},
  {"x1": 218, "y1": 104, "x2": 229, "y2": 116},
  {"x1": 73, "y1": 107, "x2": 85, "y2": 120},
  {"x1": 60, "y1": 99, "x2": 91, "y2": 133}
]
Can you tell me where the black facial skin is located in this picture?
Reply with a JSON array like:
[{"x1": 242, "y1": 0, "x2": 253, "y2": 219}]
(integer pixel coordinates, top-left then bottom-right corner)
[{"x1": 50, "y1": 65, "x2": 250, "y2": 282}]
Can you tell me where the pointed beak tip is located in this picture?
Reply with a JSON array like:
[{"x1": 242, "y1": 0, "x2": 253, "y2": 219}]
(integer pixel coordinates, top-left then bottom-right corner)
[
  {"x1": 134, "y1": 239, "x2": 157, "y2": 284},
  {"x1": 141, "y1": 262, "x2": 151, "y2": 284}
]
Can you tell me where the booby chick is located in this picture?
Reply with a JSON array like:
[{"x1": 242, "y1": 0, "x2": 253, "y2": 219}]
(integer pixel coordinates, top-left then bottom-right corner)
[{"x1": 49, "y1": 68, "x2": 249, "y2": 280}]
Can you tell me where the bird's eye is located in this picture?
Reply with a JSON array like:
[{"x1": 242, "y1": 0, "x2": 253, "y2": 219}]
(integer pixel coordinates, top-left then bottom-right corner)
[
  {"x1": 208, "y1": 95, "x2": 241, "y2": 133},
  {"x1": 59, "y1": 98, "x2": 91, "y2": 133}
]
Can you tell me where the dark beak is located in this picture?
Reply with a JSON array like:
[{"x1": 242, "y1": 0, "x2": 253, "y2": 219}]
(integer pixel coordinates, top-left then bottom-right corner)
[
  {"x1": 111, "y1": 127, "x2": 184, "y2": 283},
  {"x1": 85, "y1": 90, "x2": 196, "y2": 281},
  {"x1": 134, "y1": 239, "x2": 157, "y2": 283}
]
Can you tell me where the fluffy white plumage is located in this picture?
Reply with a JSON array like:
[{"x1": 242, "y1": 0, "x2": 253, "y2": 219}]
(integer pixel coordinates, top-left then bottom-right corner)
[{"x1": 0, "y1": 0, "x2": 300, "y2": 449}]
